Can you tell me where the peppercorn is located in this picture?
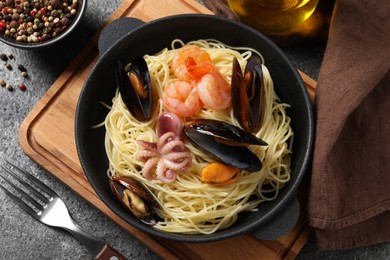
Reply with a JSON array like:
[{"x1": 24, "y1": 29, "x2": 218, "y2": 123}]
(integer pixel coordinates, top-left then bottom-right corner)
[
  {"x1": 7, "y1": 53, "x2": 13, "y2": 59},
  {"x1": 18, "y1": 84, "x2": 26, "y2": 91},
  {"x1": 0, "y1": 79, "x2": 5, "y2": 86},
  {"x1": 0, "y1": 0, "x2": 79, "y2": 43},
  {"x1": 50, "y1": 0, "x2": 62, "y2": 9},
  {"x1": 5, "y1": 63, "x2": 12, "y2": 70},
  {"x1": 9, "y1": 20, "x2": 18, "y2": 28},
  {"x1": 11, "y1": 13, "x2": 19, "y2": 20},
  {"x1": 17, "y1": 64, "x2": 27, "y2": 72},
  {"x1": 61, "y1": 17, "x2": 70, "y2": 26},
  {"x1": 0, "y1": 53, "x2": 8, "y2": 61},
  {"x1": 26, "y1": 16, "x2": 34, "y2": 23},
  {"x1": 6, "y1": 83, "x2": 13, "y2": 91}
]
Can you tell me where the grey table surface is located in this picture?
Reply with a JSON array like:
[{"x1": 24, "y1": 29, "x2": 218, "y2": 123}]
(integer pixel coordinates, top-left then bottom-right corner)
[{"x1": 1, "y1": 0, "x2": 389, "y2": 259}]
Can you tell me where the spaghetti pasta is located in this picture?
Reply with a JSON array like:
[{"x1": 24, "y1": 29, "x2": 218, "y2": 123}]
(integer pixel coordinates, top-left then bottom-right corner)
[{"x1": 103, "y1": 39, "x2": 293, "y2": 234}]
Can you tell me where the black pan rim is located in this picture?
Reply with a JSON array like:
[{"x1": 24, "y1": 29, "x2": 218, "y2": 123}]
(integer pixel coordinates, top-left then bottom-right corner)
[{"x1": 75, "y1": 13, "x2": 315, "y2": 243}]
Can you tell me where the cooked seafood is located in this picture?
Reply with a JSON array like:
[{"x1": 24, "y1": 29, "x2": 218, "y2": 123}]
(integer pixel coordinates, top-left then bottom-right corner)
[
  {"x1": 116, "y1": 56, "x2": 153, "y2": 122},
  {"x1": 137, "y1": 131, "x2": 192, "y2": 183},
  {"x1": 104, "y1": 39, "x2": 293, "y2": 235},
  {"x1": 162, "y1": 80, "x2": 203, "y2": 118},
  {"x1": 201, "y1": 162, "x2": 240, "y2": 186},
  {"x1": 184, "y1": 119, "x2": 265, "y2": 172},
  {"x1": 163, "y1": 45, "x2": 231, "y2": 115},
  {"x1": 110, "y1": 176, "x2": 159, "y2": 225},
  {"x1": 156, "y1": 112, "x2": 183, "y2": 137},
  {"x1": 184, "y1": 119, "x2": 267, "y2": 146},
  {"x1": 171, "y1": 45, "x2": 213, "y2": 81},
  {"x1": 231, "y1": 56, "x2": 265, "y2": 133},
  {"x1": 134, "y1": 112, "x2": 192, "y2": 182}
]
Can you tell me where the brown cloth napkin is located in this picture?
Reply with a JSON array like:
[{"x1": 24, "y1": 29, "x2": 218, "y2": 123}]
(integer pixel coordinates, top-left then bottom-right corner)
[
  {"x1": 306, "y1": 0, "x2": 390, "y2": 250},
  {"x1": 203, "y1": 0, "x2": 390, "y2": 251}
]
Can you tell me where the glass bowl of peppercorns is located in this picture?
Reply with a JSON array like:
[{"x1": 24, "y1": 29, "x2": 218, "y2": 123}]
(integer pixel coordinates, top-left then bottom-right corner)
[{"x1": 0, "y1": 0, "x2": 86, "y2": 49}]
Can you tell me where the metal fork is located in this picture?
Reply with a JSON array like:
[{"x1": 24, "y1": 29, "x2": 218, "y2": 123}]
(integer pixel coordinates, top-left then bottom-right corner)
[{"x1": 0, "y1": 161, "x2": 126, "y2": 260}]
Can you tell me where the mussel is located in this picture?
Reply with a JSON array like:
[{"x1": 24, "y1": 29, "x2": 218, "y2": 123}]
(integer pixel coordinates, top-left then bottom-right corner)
[
  {"x1": 184, "y1": 119, "x2": 267, "y2": 172},
  {"x1": 185, "y1": 119, "x2": 267, "y2": 146},
  {"x1": 116, "y1": 56, "x2": 153, "y2": 122},
  {"x1": 231, "y1": 55, "x2": 265, "y2": 133},
  {"x1": 110, "y1": 175, "x2": 159, "y2": 225}
]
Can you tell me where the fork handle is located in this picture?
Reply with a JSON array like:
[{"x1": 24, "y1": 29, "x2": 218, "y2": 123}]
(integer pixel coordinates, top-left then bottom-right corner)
[
  {"x1": 67, "y1": 226, "x2": 127, "y2": 260},
  {"x1": 64, "y1": 220, "x2": 127, "y2": 260},
  {"x1": 94, "y1": 244, "x2": 127, "y2": 260}
]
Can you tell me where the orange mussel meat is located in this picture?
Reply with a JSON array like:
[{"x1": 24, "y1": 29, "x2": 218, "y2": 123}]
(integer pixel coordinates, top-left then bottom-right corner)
[{"x1": 201, "y1": 162, "x2": 240, "y2": 186}]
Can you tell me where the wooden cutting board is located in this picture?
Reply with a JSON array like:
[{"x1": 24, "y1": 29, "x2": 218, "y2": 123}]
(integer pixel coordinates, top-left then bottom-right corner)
[{"x1": 19, "y1": 0, "x2": 316, "y2": 259}]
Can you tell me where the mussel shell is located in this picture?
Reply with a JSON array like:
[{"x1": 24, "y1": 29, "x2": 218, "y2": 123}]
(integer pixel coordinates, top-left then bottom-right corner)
[
  {"x1": 111, "y1": 176, "x2": 159, "y2": 207},
  {"x1": 231, "y1": 57, "x2": 252, "y2": 132},
  {"x1": 110, "y1": 176, "x2": 158, "y2": 225},
  {"x1": 116, "y1": 56, "x2": 152, "y2": 122},
  {"x1": 185, "y1": 119, "x2": 267, "y2": 146},
  {"x1": 246, "y1": 56, "x2": 265, "y2": 133},
  {"x1": 184, "y1": 119, "x2": 263, "y2": 172},
  {"x1": 231, "y1": 56, "x2": 265, "y2": 133}
]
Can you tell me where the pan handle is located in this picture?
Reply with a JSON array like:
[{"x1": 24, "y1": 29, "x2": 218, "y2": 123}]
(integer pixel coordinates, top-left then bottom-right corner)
[
  {"x1": 98, "y1": 17, "x2": 145, "y2": 55},
  {"x1": 251, "y1": 197, "x2": 300, "y2": 240}
]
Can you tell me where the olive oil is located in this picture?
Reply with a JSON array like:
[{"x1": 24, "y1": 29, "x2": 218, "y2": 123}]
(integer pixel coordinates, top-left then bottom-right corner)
[{"x1": 228, "y1": 0, "x2": 319, "y2": 35}]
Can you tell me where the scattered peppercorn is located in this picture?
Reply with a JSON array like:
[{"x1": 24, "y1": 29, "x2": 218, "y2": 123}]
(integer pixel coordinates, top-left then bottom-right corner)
[
  {"x1": 0, "y1": 52, "x2": 30, "y2": 93},
  {"x1": 21, "y1": 71, "x2": 29, "y2": 78},
  {"x1": 18, "y1": 84, "x2": 26, "y2": 91},
  {"x1": 17, "y1": 64, "x2": 27, "y2": 72},
  {"x1": 0, "y1": 53, "x2": 8, "y2": 61}
]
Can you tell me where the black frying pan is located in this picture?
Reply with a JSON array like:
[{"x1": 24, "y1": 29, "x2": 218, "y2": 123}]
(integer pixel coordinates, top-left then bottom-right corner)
[{"x1": 75, "y1": 14, "x2": 314, "y2": 243}]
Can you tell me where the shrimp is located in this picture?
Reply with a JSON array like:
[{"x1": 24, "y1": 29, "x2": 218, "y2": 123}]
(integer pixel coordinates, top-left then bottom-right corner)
[
  {"x1": 162, "y1": 80, "x2": 203, "y2": 118},
  {"x1": 185, "y1": 55, "x2": 232, "y2": 110},
  {"x1": 196, "y1": 67, "x2": 231, "y2": 110},
  {"x1": 171, "y1": 45, "x2": 213, "y2": 81},
  {"x1": 171, "y1": 44, "x2": 232, "y2": 111}
]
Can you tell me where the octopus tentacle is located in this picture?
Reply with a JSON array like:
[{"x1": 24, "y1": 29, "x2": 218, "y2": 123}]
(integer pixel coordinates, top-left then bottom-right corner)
[
  {"x1": 163, "y1": 156, "x2": 192, "y2": 171},
  {"x1": 136, "y1": 128, "x2": 192, "y2": 183},
  {"x1": 163, "y1": 151, "x2": 191, "y2": 161},
  {"x1": 159, "y1": 139, "x2": 185, "y2": 154},
  {"x1": 137, "y1": 150, "x2": 159, "y2": 162},
  {"x1": 156, "y1": 160, "x2": 176, "y2": 183},
  {"x1": 158, "y1": 168, "x2": 177, "y2": 183},
  {"x1": 137, "y1": 140, "x2": 158, "y2": 150},
  {"x1": 142, "y1": 157, "x2": 159, "y2": 180},
  {"x1": 157, "y1": 132, "x2": 176, "y2": 148}
]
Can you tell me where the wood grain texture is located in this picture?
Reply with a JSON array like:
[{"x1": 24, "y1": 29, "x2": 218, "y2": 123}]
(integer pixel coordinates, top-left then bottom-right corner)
[{"x1": 19, "y1": 0, "x2": 315, "y2": 259}]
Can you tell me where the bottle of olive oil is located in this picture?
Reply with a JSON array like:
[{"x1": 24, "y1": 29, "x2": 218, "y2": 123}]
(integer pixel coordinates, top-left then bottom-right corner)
[
  {"x1": 228, "y1": 0, "x2": 319, "y2": 34},
  {"x1": 228, "y1": 0, "x2": 335, "y2": 45}
]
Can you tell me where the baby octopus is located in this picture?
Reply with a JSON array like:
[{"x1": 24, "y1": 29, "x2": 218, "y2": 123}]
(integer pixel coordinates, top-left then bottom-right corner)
[{"x1": 136, "y1": 113, "x2": 192, "y2": 183}]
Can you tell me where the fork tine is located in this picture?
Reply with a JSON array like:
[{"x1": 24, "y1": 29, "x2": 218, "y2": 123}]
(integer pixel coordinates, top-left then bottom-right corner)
[
  {"x1": 0, "y1": 172, "x2": 44, "y2": 211},
  {"x1": 0, "y1": 179, "x2": 40, "y2": 218},
  {"x1": 1, "y1": 164, "x2": 49, "y2": 203},
  {"x1": 6, "y1": 161, "x2": 57, "y2": 197}
]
